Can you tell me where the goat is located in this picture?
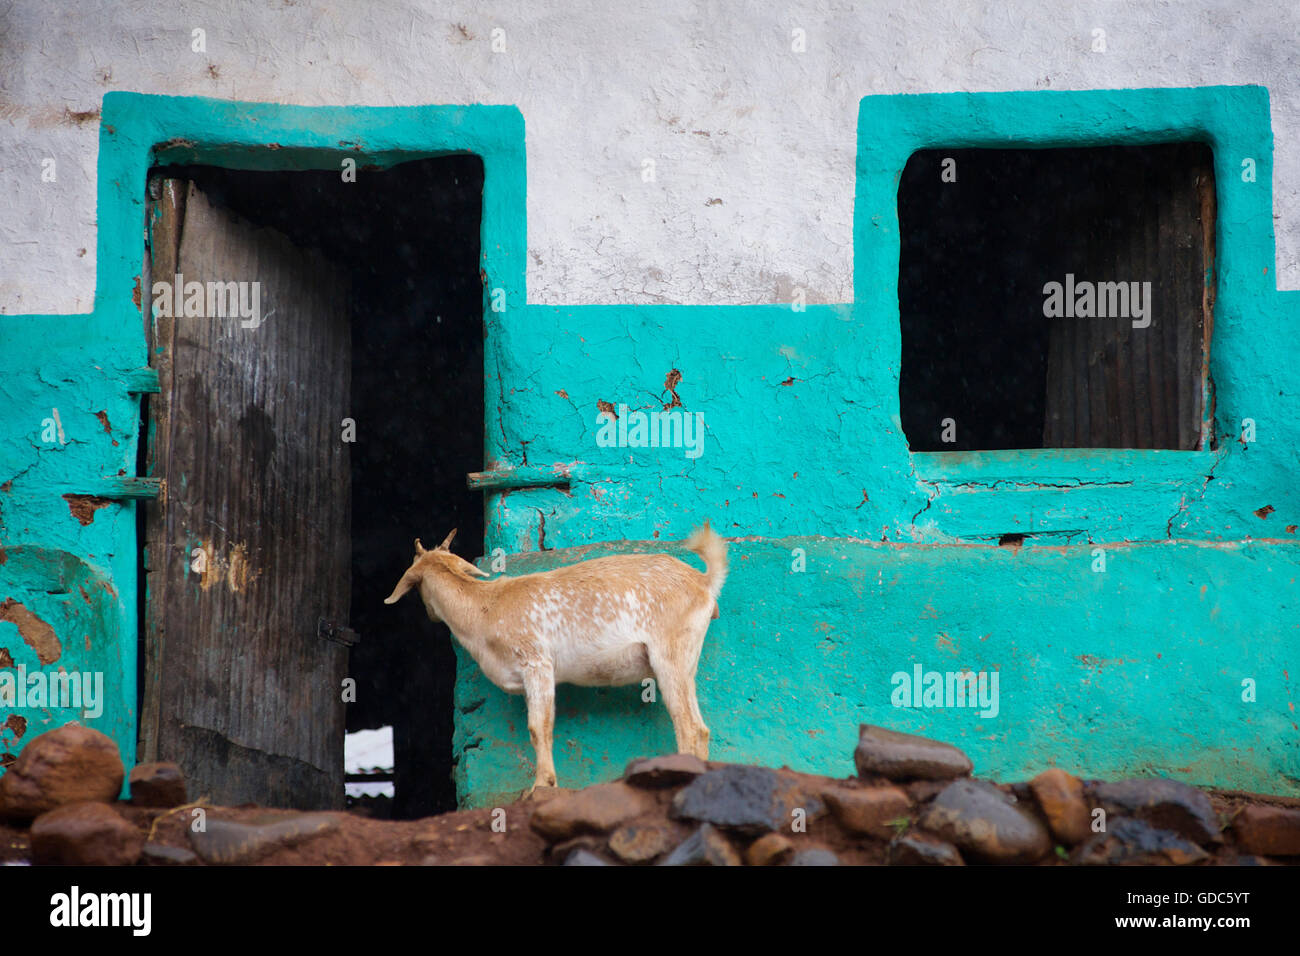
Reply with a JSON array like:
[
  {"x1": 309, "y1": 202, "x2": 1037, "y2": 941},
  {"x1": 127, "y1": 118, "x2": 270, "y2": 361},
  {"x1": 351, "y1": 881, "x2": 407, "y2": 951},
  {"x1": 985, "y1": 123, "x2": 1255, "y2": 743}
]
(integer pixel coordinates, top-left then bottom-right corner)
[{"x1": 384, "y1": 524, "x2": 727, "y2": 791}]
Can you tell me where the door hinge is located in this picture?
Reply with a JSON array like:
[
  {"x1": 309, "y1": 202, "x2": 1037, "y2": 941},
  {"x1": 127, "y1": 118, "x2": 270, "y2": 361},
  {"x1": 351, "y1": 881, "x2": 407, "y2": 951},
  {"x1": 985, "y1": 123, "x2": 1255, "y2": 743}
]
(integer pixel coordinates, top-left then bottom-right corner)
[{"x1": 318, "y1": 618, "x2": 359, "y2": 647}]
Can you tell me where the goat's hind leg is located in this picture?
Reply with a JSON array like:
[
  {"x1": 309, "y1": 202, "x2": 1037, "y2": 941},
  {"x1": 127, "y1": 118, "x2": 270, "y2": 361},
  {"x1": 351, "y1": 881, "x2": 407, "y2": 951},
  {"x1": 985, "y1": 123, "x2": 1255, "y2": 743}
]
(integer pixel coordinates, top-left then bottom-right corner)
[
  {"x1": 685, "y1": 671, "x2": 710, "y2": 759},
  {"x1": 685, "y1": 626, "x2": 711, "y2": 758},
  {"x1": 522, "y1": 662, "x2": 558, "y2": 791},
  {"x1": 649, "y1": 651, "x2": 709, "y2": 761}
]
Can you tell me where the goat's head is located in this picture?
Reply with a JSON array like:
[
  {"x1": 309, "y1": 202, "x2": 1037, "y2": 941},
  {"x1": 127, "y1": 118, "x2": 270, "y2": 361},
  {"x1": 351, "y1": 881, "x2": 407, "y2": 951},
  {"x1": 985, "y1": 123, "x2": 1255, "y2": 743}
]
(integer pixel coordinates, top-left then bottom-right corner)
[{"x1": 383, "y1": 528, "x2": 490, "y2": 620}]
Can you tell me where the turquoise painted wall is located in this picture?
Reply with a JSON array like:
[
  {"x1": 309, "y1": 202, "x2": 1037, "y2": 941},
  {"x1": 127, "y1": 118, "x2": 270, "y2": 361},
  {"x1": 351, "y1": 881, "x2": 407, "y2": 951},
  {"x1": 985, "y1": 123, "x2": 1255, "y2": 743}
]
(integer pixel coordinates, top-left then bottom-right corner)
[
  {"x1": 457, "y1": 538, "x2": 1299, "y2": 808},
  {"x1": 462, "y1": 86, "x2": 1299, "y2": 805},
  {"x1": 0, "y1": 88, "x2": 1295, "y2": 809}
]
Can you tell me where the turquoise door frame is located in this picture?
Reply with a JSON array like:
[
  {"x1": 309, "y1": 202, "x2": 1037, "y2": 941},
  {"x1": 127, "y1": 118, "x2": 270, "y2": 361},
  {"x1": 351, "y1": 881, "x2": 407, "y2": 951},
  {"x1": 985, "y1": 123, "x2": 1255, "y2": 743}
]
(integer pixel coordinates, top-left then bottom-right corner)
[{"x1": 0, "y1": 93, "x2": 524, "y2": 784}]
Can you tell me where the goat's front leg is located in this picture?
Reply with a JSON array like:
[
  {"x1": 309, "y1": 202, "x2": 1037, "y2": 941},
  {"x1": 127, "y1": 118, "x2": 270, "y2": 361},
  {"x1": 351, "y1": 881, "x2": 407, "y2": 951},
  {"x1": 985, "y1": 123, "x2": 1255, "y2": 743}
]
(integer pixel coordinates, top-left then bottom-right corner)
[{"x1": 522, "y1": 661, "x2": 558, "y2": 791}]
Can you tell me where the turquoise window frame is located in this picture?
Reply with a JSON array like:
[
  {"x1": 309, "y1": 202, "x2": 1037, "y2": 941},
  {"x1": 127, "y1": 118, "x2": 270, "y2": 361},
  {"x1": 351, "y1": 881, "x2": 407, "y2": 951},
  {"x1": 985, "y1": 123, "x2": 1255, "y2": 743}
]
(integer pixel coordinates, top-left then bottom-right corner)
[{"x1": 854, "y1": 86, "x2": 1274, "y2": 504}]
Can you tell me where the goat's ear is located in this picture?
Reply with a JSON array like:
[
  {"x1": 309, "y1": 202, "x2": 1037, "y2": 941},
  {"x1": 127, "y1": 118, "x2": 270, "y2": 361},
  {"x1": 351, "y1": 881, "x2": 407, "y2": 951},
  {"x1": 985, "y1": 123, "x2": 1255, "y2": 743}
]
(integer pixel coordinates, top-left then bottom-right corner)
[
  {"x1": 414, "y1": 538, "x2": 426, "y2": 556},
  {"x1": 437, "y1": 528, "x2": 457, "y2": 551},
  {"x1": 384, "y1": 571, "x2": 418, "y2": 605}
]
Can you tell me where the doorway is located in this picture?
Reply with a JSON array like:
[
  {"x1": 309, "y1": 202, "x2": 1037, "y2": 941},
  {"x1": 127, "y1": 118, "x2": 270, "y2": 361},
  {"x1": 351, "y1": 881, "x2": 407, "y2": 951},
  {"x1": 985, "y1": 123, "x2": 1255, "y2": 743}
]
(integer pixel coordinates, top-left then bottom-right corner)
[{"x1": 137, "y1": 155, "x2": 485, "y2": 814}]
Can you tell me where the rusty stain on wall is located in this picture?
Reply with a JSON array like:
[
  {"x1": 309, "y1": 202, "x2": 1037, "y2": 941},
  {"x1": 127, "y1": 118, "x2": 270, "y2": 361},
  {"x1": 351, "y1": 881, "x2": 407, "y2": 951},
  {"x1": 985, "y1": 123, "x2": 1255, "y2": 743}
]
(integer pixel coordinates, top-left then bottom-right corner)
[
  {"x1": 63, "y1": 107, "x2": 100, "y2": 125},
  {"x1": 3, "y1": 714, "x2": 27, "y2": 742},
  {"x1": 62, "y1": 494, "x2": 113, "y2": 526},
  {"x1": 0, "y1": 598, "x2": 62, "y2": 664},
  {"x1": 663, "y1": 368, "x2": 683, "y2": 409}
]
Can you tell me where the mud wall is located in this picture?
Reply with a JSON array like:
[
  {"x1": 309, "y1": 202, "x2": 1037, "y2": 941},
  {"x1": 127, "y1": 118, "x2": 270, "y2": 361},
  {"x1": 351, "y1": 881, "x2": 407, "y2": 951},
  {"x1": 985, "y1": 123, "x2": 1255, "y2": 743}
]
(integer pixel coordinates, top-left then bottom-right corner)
[{"x1": 0, "y1": 6, "x2": 1296, "y2": 806}]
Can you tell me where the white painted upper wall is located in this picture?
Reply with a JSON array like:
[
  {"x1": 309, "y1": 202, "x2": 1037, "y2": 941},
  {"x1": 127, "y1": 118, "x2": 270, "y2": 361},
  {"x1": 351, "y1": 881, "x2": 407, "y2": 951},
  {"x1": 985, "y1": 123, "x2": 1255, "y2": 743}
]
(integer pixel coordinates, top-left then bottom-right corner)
[{"x1": 1, "y1": 0, "x2": 1297, "y2": 314}]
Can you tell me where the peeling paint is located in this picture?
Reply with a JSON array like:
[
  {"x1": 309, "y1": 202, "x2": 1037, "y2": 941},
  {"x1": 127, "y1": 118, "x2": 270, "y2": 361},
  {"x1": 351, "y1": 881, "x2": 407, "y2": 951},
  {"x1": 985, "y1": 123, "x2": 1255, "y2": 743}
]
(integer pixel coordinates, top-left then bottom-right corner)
[
  {"x1": 62, "y1": 494, "x2": 113, "y2": 526},
  {"x1": 662, "y1": 368, "x2": 682, "y2": 409},
  {"x1": 3, "y1": 714, "x2": 27, "y2": 742},
  {"x1": 0, "y1": 598, "x2": 62, "y2": 665}
]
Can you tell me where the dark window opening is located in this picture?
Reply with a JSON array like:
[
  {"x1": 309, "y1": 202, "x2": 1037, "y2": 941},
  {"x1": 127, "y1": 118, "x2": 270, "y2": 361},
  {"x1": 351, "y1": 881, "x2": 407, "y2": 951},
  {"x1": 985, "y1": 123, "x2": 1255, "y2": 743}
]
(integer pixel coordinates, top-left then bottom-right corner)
[
  {"x1": 898, "y1": 143, "x2": 1215, "y2": 452},
  {"x1": 138, "y1": 156, "x2": 483, "y2": 817}
]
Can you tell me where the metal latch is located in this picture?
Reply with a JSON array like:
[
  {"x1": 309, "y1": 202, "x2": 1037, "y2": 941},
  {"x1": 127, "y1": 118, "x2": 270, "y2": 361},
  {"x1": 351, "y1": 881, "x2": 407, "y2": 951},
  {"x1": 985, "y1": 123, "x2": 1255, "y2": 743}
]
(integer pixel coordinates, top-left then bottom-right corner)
[{"x1": 318, "y1": 618, "x2": 360, "y2": 647}]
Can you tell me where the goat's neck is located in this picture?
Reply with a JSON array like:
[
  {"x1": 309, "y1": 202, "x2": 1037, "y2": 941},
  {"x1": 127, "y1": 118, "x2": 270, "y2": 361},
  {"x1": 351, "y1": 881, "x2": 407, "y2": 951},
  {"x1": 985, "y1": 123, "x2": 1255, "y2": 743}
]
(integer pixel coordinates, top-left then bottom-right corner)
[{"x1": 423, "y1": 568, "x2": 489, "y2": 644}]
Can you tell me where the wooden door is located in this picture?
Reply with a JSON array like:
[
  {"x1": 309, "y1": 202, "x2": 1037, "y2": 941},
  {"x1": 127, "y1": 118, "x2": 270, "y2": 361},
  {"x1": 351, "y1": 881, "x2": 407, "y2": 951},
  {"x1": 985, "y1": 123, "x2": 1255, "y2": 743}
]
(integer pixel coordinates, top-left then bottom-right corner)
[{"x1": 138, "y1": 175, "x2": 352, "y2": 809}]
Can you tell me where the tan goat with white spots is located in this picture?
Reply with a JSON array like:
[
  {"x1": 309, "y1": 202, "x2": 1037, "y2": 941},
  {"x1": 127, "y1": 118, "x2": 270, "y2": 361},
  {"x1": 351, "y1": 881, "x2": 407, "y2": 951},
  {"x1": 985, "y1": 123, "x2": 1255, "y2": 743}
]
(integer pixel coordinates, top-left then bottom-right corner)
[{"x1": 384, "y1": 524, "x2": 727, "y2": 791}]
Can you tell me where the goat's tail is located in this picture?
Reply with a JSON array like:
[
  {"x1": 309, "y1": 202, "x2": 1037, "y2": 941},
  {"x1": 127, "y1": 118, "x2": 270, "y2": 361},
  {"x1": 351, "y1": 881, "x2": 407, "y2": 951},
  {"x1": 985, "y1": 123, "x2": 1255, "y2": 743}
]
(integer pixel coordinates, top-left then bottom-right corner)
[{"x1": 684, "y1": 522, "x2": 728, "y2": 600}]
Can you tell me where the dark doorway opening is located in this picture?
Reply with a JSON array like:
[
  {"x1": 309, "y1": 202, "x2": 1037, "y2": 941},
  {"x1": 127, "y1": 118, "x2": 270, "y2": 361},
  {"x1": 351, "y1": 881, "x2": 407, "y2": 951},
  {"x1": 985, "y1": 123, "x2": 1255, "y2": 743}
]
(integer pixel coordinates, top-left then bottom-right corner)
[
  {"x1": 898, "y1": 143, "x2": 1215, "y2": 452},
  {"x1": 138, "y1": 156, "x2": 484, "y2": 817}
]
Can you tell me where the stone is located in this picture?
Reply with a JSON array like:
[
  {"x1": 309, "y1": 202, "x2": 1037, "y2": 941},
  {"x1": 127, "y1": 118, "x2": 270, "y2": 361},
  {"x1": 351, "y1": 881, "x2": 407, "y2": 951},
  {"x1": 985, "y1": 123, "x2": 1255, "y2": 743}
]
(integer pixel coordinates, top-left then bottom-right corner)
[
  {"x1": 1093, "y1": 778, "x2": 1220, "y2": 844},
  {"x1": 920, "y1": 779, "x2": 1052, "y2": 863},
  {"x1": 744, "y1": 832, "x2": 794, "y2": 866},
  {"x1": 1232, "y1": 805, "x2": 1300, "y2": 856},
  {"x1": 623, "y1": 754, "x2": 709, "y2": 789},
  {"x1": 188, "y1": 813, "x2": 339, "y2": 864},
  {"x1": 1072, "y1": 817, "x2": 1209, "y2": 865},
  {"x1": 140, "y1": 843, "x2": 199, "y2": 866},
  {"x1": 29, "y1": 802, "x2": 144, "y2": 866},
  {"x1": 1028, "y1": 768, "x2": 1091, "y2": 845},
  {"x1": 608, "y1": 824, "x2": 673, "y2": 864},
  {"x1": 823, "y1": 784, "x2": 910, "y2": 837},
  {"x1": 521, "y1": 785, "x2": 573, "y2": 805},
  {"x1": 789, "y1": 847, "x2": 840, "y2": 865},
  {"x1": 1007, "y1": 781, "x2": 1035, "y2": 804},
  {"x1": 670, "y1": 765, "x2": 824, "y2": 836},
  {"x1": 128, "y1": 762, "x2": 187, "y2": 807},
  {"x1": 548, "y1": 834, "x2": 607, "y2": 864},
  {"x1": 0, "y1": 724, "x2": 125, "y2": 821},
  {"x1": 529, "y1": 782, "x2": 654, "y2": 841},
  {"x1": 447, "y1": 854, "x2": 495, "y2": 866},
  {"x1": 564, "y1": 848, "x2": 614, "y2": 866},
  {"x1": 853, "y1": 725, "x2": 973, "y2": 782},
  {"x1": 888, "y1": 833, "x2": 965, "y2": 865},
  {"x1": 660, "y1": 823, "x2": 742, "y2": 866}
]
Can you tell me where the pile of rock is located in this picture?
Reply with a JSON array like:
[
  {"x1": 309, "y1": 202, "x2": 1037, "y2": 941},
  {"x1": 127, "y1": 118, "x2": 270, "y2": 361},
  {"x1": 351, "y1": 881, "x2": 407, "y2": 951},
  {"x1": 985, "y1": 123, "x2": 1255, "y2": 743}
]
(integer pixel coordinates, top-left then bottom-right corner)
[
  {"x1": 529, "y1": 754, "x2": 845, "y2": 865},
  {"x1": 0, "y1": 723, "x2": 189, "y2": 865},
  {"x1": 2, "y1": 721, "x2": 1297, "y2": 866},
  {"x1": 524, "y1": 725, "x2": 1300, "y2": 865}
]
